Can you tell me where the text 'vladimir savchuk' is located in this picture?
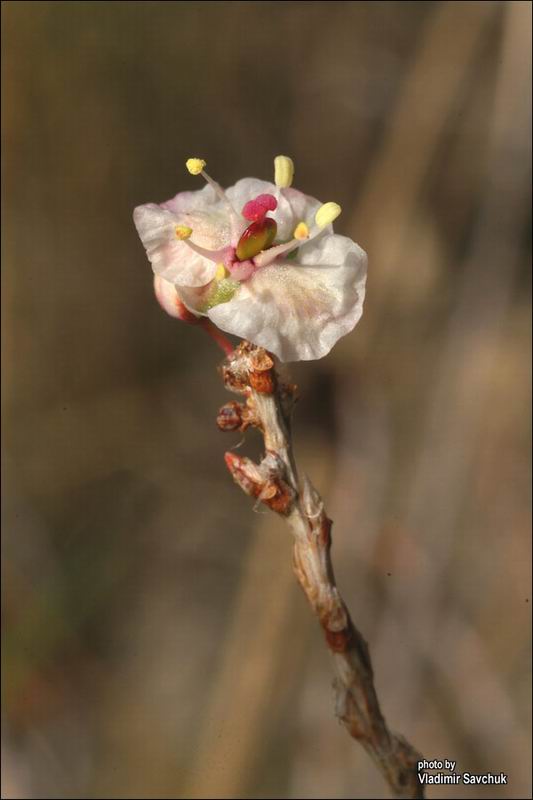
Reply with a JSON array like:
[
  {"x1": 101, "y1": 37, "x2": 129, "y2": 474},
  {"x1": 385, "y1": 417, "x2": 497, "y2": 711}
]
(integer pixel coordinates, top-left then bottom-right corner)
[{"x1": 417, "y1": 760, "x2": 508, "y2": 786}]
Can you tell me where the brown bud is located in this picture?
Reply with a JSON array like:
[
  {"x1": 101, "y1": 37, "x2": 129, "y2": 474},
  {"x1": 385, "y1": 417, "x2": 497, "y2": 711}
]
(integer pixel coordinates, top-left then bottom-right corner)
[
  {"x1": 224, "y1": 452, "x2": 263, "y2": 498},
  {"x1": 249, "y1": 369, "x2": 275, "y2": 394},
  {"x1": 217, "y1": 402, "x2": 244, "y2": 432},
  {"x1": 259, "y1": 482, "x2": 278, "y2": 500},
  {"x1": 249, "y1": 349, "x2": 274, "y2": 372},
  {"x1": 263, "y1": 479, "x2": 294, "y2": 515},
  {"x1": 224, "y1": 453, "x2": 294, "y2": 515},
  {"x1": 221, "y1": 364, "x2": 249, "y2": 394}
]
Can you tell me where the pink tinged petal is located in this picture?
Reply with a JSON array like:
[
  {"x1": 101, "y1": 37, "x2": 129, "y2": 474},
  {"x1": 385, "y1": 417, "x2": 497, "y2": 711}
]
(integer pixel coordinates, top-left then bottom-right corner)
[
  {"x1": 153, "y1": 276, "x2": 200, "y2": 323},
  {"x1": 208, "y1": 234, "x2": 367, "y2": 362},
  {"x1": 133, "y1": 203, "x2": 217, "y2": 287}
]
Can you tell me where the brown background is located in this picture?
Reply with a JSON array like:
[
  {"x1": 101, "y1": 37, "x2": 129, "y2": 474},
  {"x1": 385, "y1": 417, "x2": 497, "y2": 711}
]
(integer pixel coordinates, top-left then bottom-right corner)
[{"x1": 2, "y1": 2, "x2": 531, "y2": 798}]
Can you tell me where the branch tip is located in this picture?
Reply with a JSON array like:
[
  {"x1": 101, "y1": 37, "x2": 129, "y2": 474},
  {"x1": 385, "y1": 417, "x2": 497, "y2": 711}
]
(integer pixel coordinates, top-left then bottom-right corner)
[{"x1": 218, "y1": 342, "x2": 424, "y2": 798}]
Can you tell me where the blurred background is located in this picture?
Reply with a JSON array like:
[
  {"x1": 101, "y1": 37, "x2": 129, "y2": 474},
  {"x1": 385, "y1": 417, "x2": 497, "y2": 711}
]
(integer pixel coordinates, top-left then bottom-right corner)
[{"x1": 2, "y1": 2, "x2": 531, "y2": 798}]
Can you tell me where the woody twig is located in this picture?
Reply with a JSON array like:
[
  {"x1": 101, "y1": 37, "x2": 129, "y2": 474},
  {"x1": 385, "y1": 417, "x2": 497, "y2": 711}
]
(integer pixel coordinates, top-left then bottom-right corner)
[{"x1": 217, "y1": 341, "x2": 424, "y2": 800}]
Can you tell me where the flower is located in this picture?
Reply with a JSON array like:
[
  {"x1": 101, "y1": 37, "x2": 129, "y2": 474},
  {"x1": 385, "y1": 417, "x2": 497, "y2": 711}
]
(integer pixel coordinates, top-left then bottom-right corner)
[{"x1": 133, "y1": 156, "x2": 367, "y2": 361}]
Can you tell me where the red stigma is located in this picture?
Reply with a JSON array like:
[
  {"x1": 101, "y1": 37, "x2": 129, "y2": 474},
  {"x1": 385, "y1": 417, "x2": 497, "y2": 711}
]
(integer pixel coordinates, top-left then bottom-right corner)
[{"x1": 242, "y1": 193, "x2": 278, "y2": 222}]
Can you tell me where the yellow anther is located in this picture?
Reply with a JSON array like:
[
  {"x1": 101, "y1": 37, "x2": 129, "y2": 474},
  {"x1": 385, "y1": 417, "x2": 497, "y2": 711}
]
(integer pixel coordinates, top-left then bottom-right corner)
[
  {"x1": 315, "y1": 202, "x2": 341, "y2": 228},
  {"x1": 274, "y1": 155, "x2": 294, "y2": 188},
  {"x1": 293, "y1": 222, "x2": 309, "y2": 241},
  {"x1": 215, "y1": 263, "x2": 228, "y2": 280},
  {"x1": 175, "y1": 225, "x2": 193, "y2": 240},
  {"x1": 186, "y1": 158, "x2": 206, "y2": 175}
]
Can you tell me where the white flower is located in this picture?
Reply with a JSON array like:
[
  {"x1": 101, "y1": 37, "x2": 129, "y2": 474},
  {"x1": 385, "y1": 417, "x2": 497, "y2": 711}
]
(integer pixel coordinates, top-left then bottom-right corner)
[{"x1": 133, "y1": 156, "x2": 367, "y2": 362}]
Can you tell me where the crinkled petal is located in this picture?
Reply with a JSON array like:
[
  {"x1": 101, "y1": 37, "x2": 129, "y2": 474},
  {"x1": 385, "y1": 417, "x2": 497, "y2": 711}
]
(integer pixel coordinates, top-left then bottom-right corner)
[
  {"x1": 133, "y1": 203, "x2": 217, "y2": 287},
  {"x1": 208, "y1": 234, "x2": 367, "y2": 361}
]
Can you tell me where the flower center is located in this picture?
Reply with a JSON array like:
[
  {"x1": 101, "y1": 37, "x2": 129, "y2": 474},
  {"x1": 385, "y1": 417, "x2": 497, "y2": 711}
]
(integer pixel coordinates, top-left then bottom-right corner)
[
  {"x1": 235, "y1": 193, "x2": 278, "y2": 261},
  {"x1": 181, "y1": 157, "x2": 343, "y2": 287}
]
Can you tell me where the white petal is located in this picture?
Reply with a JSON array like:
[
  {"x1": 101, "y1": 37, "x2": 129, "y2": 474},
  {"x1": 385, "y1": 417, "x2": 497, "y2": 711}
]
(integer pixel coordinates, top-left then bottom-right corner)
[
  {"x1": 161, "y1": 183, "x2": 220, "y2": 214},
  {"x1": 208, "y1": 234, "x2": 367, "y2": 361},
  {"x1": 133, "y1": 203, "x2": 217, "y2": 287},
  {"x1": 281, "y1": 187, "x2": 324, "y2": 229},
  {"x1": 225, "y1": 178, "x2": 279, "y2": 212}
]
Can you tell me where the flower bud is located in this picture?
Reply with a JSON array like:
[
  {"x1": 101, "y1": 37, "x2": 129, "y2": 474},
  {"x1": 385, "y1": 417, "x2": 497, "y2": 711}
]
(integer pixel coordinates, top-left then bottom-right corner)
[
  {"x1": 217, "y1": 401, "x2": 244, "y2": 432},
  {"x1": 224, "y1": 452, "x2": 263, "y2": 497},
  {"x1": 153, "y1": 276, "x2": 199, "y2": 323}
]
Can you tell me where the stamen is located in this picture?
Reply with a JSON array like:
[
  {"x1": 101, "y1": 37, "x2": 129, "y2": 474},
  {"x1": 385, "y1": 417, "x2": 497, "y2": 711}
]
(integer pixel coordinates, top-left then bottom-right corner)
[
  {"x1": 274, "y1": 155, "x2": 294, "y2": 188},
  {"x1": 186, "y1": 158, "x2": 206, "y2": 175},
  {"x1": 185, "y1": 157, "x2": 242, "y2": 241},
  {"x1": 253, "y1": 237, "x2": 302, "y2": 268},
  {"x1": 293, "y1": 222, "x2": 309, "y2": 240},
  {"x1": 175, "y1": 225, "x2": 193, "y2": 240},
  {"x1": 253, "y1": 222, "x2": 319, "y2": 269},
  {"x1": 315, "y1": 202, "x2": 341, "y2": 227},
  {"x1": 254, "y1": 204, "x2": 340, "y2": 267},
  {"x1": 178, "y1": 231, "x2": 232, "y2": 265},
  {"x1": 215, "y1": 263, "x2": 229, "y2": 280}
]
